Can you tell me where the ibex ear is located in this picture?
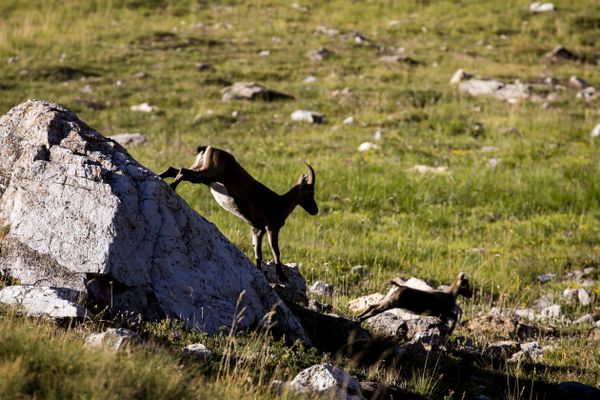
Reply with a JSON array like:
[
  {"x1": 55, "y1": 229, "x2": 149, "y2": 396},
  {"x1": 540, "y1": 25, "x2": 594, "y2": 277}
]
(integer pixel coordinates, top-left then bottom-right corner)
[{"x1": 457, "y1": 272, "x2": 465, "y2": 280}]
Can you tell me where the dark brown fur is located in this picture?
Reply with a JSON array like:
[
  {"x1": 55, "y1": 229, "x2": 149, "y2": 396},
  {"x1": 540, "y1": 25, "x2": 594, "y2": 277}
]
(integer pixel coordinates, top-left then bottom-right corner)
[{"x1": 159, "y1": 146, "x2": 318, "y2": 282}]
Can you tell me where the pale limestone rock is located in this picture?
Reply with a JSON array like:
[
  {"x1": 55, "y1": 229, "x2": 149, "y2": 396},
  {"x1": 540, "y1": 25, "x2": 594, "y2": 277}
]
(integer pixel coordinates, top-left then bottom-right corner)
[
  {"x1": 289, "y1": 363, "x2": 365, "y2": 400},
  {"x1": 0, "y1": 285, "x2": 85, "y2": 319},
  {"x1": 347, "y1": 293, "x2": 384, "y2": 315},
  {"x1": 291, "y1": 110, "x2": 325, "y2": 124},
  {"x1": 0, "y1": 100, "x2": 309, "y2": 344},
  {"x1": 85, "y1": 328, "x2": 137, "y2": 351},
  {"x1": 108, "y1": 133, "x2": 148, "y2": 147}
]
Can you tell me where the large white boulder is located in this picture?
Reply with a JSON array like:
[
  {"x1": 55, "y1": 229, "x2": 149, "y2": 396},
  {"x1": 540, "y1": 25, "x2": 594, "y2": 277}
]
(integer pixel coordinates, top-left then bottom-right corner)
[{"x1": 0, "y1": 99, "x2": 309, "y2": 344}]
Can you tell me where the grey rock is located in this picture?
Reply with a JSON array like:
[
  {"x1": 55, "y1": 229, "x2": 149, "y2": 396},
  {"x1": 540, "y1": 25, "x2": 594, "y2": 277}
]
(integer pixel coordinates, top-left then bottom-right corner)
[
  {"x1": 484, "y1": 340, "x2": 519, "y2": 361},
  {"x1": 510, "y1": 341, "x2": 543, "y2": 363},
  {"x1": 0, "y1": 100, "x2": 309, "y2": 344},
  {"x1": 557, "y1": 381, "x2": 600, "y2": 400},
  {"x1": 263, "y1": 261, "x2": 309, "y2": 305},
  {"x1": 458, "y1": 79, "x2": 529, "y2": 102},
  {"x1": 540, "y1": 304, "x2": 561, "y2": 320},
  {"x1": 85, "y1": 328, "x2": 138, "y2": 351},
  {"x1": 403, "y1": 277, "x2": 434, "y2": 291},
  {"x1": 289, "y1": 363, "x2": 365, "y2": 399},
  {"x1": 221, "y1": 82, "x2": 292, "y2": 102},
  {"x1": 315, "y1": 26, "x2": 339, "y2": 36},
  {"x1": 514, "y1": 308, "x2": 536, "y2": 321},
  {"x1": 573, "y1": 314, "x2": 594, "y2": 324},
  {"x1": 568, "y1": 76, "x2": 590, "y2": 89},
  {"x1": 307, "y1": 48, "x2": 333, "y2": 61},
  {"x1": 347, "y1": 293, "x2": 384, "y2": 314},
  {"x1": 184, "y1": 343, "x2": 212, "y2": 360},
  {"x1": 578, "y1": 288, "x2": 592, "y2": 306},
  {"x1": 378, "y1": 55, "x2": 419, "y2": 65},
  {"x1": 529, "y1": 2, "x2": 555, "y2": 13},
  {"x1": 363, "y1": 308, "x2": 449, "y2": 343},
  {"x1": 310, "y1": 280, "x2": 335, "y2": 297},
  {"x1": 108, "y1": 133, "x2": 148, "y2": 147},
  {"x1": 545, "y1": 45, "x2": 578, "y2": 60},
  {"x1": 588, "y1": 123, "x2": 599, "y2": 139},
  {"x1": 450, "y1": 68, "x2": 473, "y2": 84},
  {"x1": 536, "y1": 272, "x2": 555, "y2": 283},
  {"x1": 0, "y1": 285, "x2": 85, "y2": 319},
  {"x1": 291, "y1": 110, "x2": 325, "y2": 124}
]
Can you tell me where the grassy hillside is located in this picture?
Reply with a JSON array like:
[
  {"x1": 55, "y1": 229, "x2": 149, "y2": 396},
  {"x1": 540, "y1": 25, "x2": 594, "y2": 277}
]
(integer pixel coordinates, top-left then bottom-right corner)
[{"x1": 0, "y1": 0, "x2": 599, "y2": 398}]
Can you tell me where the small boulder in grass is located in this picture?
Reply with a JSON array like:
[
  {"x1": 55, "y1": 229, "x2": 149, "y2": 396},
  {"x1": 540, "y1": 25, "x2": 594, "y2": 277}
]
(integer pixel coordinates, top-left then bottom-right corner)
[
  {"x1": 309, "y1": 281, "x2": 334, "y2": 297},
  {"x1": 590, "y1": 123, "x2": 600, "y2": 140},
  {"x1": 184, "y1": 343, "x2": 212, "y2": 360},
  {"x1": 291, "y1": 110, "x2": 325, "y2": 124},
  {"x1": 85, "y1": 328, "x2": 138, "y2": 352},
  {"x1": 529, "y1": 2, "x2": 555, "y2": 13},
  {"x1": 288, "y1": 363, "x2": 364, "y2": 399},
  {"x1": 108, "y1": 133, "x2": 148, "y2": 147},
  {"x1": 357, "y1": 142, "x2": 380, "y2": 152}
]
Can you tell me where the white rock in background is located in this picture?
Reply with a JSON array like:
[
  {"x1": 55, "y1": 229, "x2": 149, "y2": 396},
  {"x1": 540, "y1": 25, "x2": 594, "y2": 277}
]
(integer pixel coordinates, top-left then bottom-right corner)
[
  {"x1": 577, "y1": 288, "x2": 591, "y2": 306},
  {"x1": 0, "y1": 286, "x2": 85, "y2": 319},
  {"x1": 258, "y1": 50, "x2": 270, "y2": 57},
  {"x1": 514, "y1": 308, "x2": 536, "y2": 320},
  {"x1": 373, "y1": 130, "x2": 383, "y2": 141},
  {"x1": 450, "y1": 68, "x2": 473, "y2": 85},
  {"x1": 315, "y1": 26, "x2": 339, "y2": 36},
  {"x1": 510, "y1": 341, "x2": 543, "y2": 362},
  {"x1": 536, "y1": 272, "x2": 555, "y2": 283},
  {"x1": 590, "y1": 123, "x2": 600, "y2": 139},
  {"x1": 573, "y1": 314, "x2": 594, "y2": 324},
  {"x1": 291, "y1": 110, "x2": 325, "y2": 124},
  {"x1": 85, "y1": 328, "x2": 137, "y2": 351},
  {"x1": 289, "y1": 363, "x2": 365, "y2": 400},
  {"x1": 540, "y1": 304, "x2": 561, "y2": 320},
  {"x1": 403, "y1": 277, "x2": 434, "y2": 291},
  {"x1": 309, "y1": 281, "x2": 334, "y2": 297},
  {"x1": 357, "y1": 142, "x2": 380, "y2": 152},
  {"x1": 408, "y1": 165, "x2": 451, "y2": 175},
  {"x1": 347, "y1": 293, "x2": 384, "y2": 314},
  {"x1": 529, "y1": 2, "x2": 555, "y2": 13},
  {"x1": 303, "y1": 75, "x2": 317, "y2": 84},
  {"x1": 184, "y1": 343, "x2": 212, "y2": 359},
  {"x1": 108, "y1": 133, "x2": 148, "y2": 147},
  {"x1": 487, "y1": 158, "x2": 502, "y2": 168},
  {"x1": 130, "y1": 102, "x2": 155, "y2": 113},
  {"x1": 343, "y1": 116, "x2": 354, "y2": 125},
  {"x1": 481, "y1": 146, "x2": 499, "y2": 152},
  {"x1": 0, "y1": 100, "x2": 309, "y2": 344}
]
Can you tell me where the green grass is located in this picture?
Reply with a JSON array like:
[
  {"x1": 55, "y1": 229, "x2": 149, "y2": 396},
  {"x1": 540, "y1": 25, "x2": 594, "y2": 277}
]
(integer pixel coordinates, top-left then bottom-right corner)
[{"x1": 1, "y1": 0, "x2": 599, "y2": 398}]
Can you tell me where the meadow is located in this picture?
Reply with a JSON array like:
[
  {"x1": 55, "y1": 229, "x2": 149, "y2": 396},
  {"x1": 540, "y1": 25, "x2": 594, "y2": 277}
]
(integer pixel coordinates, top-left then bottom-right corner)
[{"x1": 0, "y1": 0, "x2": 599, "y2": 398}]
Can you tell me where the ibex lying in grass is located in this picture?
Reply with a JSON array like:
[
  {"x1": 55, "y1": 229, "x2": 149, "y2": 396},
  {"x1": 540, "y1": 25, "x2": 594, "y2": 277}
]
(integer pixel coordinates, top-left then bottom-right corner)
[
  {"x1": 357, "y1": 272, "x2": 472, "y2": 331},
  {"x1": 159, "y1": 146, "x2": 318, "y2": 282}
]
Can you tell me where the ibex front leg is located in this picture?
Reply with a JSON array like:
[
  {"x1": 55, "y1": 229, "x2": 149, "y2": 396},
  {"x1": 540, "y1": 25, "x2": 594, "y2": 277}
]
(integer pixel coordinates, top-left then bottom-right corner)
[
  {"x1": 251, "y1": 227, "x2": 266, "y2": 271},
  {"x1": 164, "y1": 168, "x2": 212, "y2": 191},
  {"x1": 267, "y1": 227, "x2": 288, "y2": 282}
]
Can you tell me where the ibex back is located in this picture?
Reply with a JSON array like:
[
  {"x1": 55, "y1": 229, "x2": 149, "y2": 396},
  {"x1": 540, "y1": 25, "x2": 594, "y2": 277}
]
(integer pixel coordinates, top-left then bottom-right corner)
[{"x1": 159, "y1": 146, "x2": 318, "y2": 282}]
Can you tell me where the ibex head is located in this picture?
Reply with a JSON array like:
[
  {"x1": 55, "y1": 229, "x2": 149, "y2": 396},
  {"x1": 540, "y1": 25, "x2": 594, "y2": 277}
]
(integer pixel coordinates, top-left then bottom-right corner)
[
  {"x1": 455, "y1": 272, "x2": 473, "y2": 298},
  {"x1": 297, "y1": 163, "x2": 318, "y2": 216}
]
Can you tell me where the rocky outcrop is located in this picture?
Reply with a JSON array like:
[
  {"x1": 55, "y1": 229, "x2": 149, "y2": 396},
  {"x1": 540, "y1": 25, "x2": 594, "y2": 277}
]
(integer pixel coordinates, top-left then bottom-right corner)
[
  {"x1": 0, "y1": 285, "x2": 85, "y2": 319},
  {"x1": 0, "y1": 99, "x2": 309, "y2": 344}
]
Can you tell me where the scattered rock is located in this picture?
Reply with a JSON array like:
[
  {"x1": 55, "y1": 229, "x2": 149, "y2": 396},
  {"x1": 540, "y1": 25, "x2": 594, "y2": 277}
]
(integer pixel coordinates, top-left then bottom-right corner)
[
  {"x1": 577, "y1": 288, "x2": 592, "y2": 306},
  {"x1": 85, "y1": 328, "x2": 138, "y2": 351},
  {"x1": 310, "y1": 281, "x2": 335, "y2": 297},
  {"x1": 343, "y1": 116, "x2": 354, "y2": 125},
  {"x1": 459, "y1": 79, "x2": 530, "y2": 102},
  {"x1": 407, "y1": 165, "x2": 451, "y2": 175},
  {"x1": 288, "y1": 363, "x2": 364, "y2": 399},
  {"x1": 357, "y1": 142, "x2": 380, "y2": 152},
  {"x1": 315, "y1": 26, "x2": 339, "y2": 36},
  {"x1": 332, "y1": 87, "x2": 352, "y2": 97},
  {"x1": 351, "y1": 265, "x2": 366, "y2": 276},
  {"x1": 481, "y1": 146, "x2": 499, "y2": 152},
  {"x1": 130, "y1": 102, "x2": 156, "y2": 113},
  {"x1": 303, "y1": 75, "x2": 317, "y2": 84},
  {"x1": 373, "y1": 130, "x2": 383, "y2": 141},
  {"x1": 0, "y1": 100, "x2": 309, "y2": 344},
  {"x1": 539, "y1": 304, "x2": 561, "y2": 320},
  {"x1": 573, "y1": 314, "x2": 594, "y2": 324},
  {"x1": 514, "y1": 308, "x2": 536, "y2": 321},
  {"x1": 307, "y1": 48, "x2": 333, "y2": 61},
  {"x1": 529, "y1": 2, "x2": 555, "y2": 13},
  {"x1": 222, "y1": 82, "x2": 293, "y2": 102},
  {"x1": 576, "y1": 87, "x2": 597, "y2": 102},
  {"x1": 545, "y1": 45, "x2": 578, "y2": 61},
  {"x1": 348, "y1": 293, "x2": 385, "y2": 315},
  {"x1": 108, "y1": 133, "x2": 148, "y2": 147},
  {"x1": 591, "y1": 123, "x2": 600, "y2": 139},
  {"x1": 450, "y1": 69, "x2": 473, "y2": 85},
  {"x1": 509, "y1": 341, "x2": 543, "y2": 363},
  {"x1": 487, "y1": 158, "x2": 501, "y2": 168},
  {"x1": 568, "y1": 76, "x2": 590, "y2": 89},
  {"x1": 195, "y1": 63, "x2": 213, "y2": 71},
  {"x1": 0, "y1": 286, "x2": 85, "y2": 319},
  {"x1": 483, "y1": 340, "x2": 519, "y2": 361},
  {"x1": 402, "y1": 277, "x2": 434, "y2": 291},
  {"x1": 262, "y1": 262, "x2": 309, "y2": 306},
  {"x1": 291, "y1": 110, "x2": 325, "y2": 124},
  {"x1": 184, "y1": 343, "x2": 212, "y2": 360},
  {"x1": 378, "y1": 55, "x2": 420, "y2": 65},
  {"x1": 536, "y1": 272, "x2": 555, "y2": 283},
  {"x1": 362, "y1": 308, "x2": 450, "y2": 344},
  {"x1": 291, "y1": 2, "x2": 307, "y2": 12},
  {"x1": 556, "y1": 381, "x2": 600, "y2": 400}
]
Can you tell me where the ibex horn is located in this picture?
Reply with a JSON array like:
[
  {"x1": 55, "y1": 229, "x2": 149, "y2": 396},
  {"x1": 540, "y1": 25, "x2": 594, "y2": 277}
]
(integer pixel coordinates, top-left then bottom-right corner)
[{"x1": 304, "y1": 162, "x2": 315, "y2": 185}]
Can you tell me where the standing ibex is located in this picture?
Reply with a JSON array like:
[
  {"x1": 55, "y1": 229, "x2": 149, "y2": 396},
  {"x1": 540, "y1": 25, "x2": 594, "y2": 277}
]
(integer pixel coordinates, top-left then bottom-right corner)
[
  {"x1": 357, "y1": 272, "x2": 472, "y2": 332},
  {"x1": 159, "y1": 146, "x2": 318, "y2": 282}
]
